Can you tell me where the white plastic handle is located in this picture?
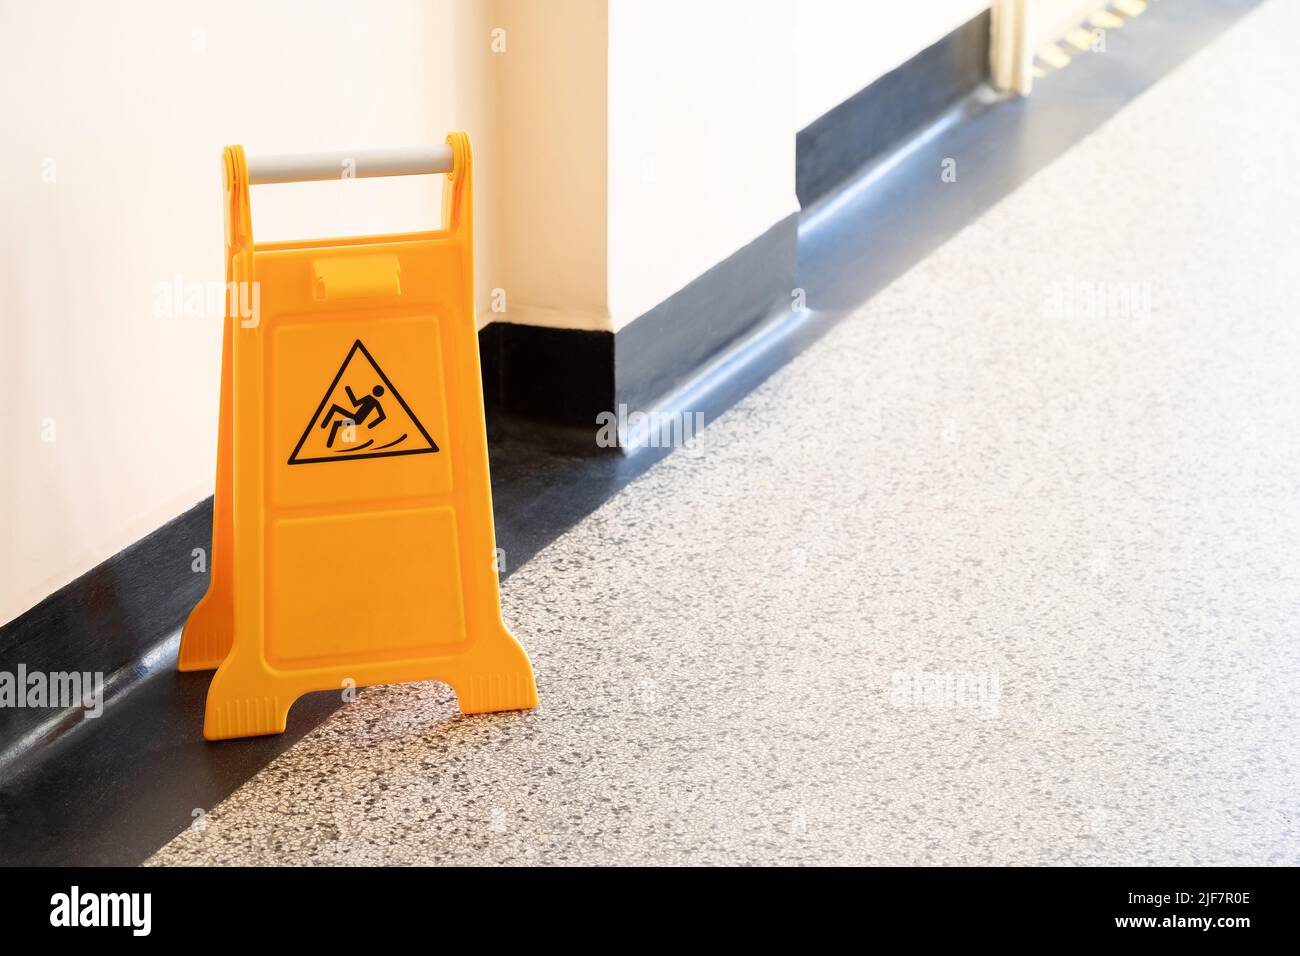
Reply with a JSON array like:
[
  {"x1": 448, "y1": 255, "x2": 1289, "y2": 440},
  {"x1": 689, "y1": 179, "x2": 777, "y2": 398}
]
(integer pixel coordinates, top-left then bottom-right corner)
[{"x1": 246, "y1": 146, "x2": 454, "y2": 185}]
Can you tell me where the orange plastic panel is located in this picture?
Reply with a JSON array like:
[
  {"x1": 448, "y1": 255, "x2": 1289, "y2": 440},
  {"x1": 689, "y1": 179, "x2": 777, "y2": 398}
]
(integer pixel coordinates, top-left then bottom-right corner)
[{"x1": 179, "y1": 134, "x2": 537, "y2": 740}]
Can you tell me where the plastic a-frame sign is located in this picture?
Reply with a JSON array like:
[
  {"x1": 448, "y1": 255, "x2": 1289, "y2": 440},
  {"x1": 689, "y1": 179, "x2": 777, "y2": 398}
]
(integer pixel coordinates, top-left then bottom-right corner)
[{"x1": 179, "y1": 134, "x2": 538, "y2": 740}]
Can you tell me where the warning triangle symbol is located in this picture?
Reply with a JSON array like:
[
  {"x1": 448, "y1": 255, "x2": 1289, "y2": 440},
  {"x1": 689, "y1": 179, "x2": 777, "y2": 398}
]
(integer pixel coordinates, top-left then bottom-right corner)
[{"x1": 287, "y1": 339, "x2": 440, "y2": 465}]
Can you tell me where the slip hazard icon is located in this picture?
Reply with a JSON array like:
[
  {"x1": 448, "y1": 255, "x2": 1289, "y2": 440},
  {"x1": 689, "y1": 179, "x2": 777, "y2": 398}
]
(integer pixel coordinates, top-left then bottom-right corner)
[{"x1": 287, "y1": 339, "x2": 439, "y2": 465}]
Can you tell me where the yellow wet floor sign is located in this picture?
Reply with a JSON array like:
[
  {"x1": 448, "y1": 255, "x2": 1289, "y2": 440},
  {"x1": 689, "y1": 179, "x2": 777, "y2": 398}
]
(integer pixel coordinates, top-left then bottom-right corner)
[{"x1": 180, "y1": 134, "x2": 538, "y2": 740}]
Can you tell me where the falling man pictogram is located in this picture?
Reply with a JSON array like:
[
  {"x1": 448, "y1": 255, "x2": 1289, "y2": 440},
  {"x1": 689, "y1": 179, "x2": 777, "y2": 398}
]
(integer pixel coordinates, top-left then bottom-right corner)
[
  {"x1": 322, "y1": 383, "x2": 387, "y2": 448},
  {"x1": 287, "y1": 339, "x2": 440, "y2": 465}
]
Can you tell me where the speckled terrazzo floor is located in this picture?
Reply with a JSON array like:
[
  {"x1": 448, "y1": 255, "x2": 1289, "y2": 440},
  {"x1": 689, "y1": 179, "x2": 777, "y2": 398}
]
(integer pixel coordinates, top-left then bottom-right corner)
[{"x1": 151, "y1": 1, "x2": 1300, "y2": 866}]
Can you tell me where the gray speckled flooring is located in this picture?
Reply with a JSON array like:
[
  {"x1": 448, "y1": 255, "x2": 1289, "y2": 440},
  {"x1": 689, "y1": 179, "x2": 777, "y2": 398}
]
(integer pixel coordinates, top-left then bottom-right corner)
[{"x1": 151, "y1": 1, "x2": 1300, "y2": 866}]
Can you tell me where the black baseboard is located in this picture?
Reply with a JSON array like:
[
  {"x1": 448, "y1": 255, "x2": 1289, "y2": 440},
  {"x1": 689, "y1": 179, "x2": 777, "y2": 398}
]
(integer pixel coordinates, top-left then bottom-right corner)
[
  {"x1": 797, "y1": 9, "x2": 991, "y2": 208},
  {"x1": 479, "y1": 323, "x2": 614, "y2": 427},
  {"x1": 0, "y1": 501, "x2": 214, "y2": 774},
  {"x1": 615, "y1": 214, "x2": 798, "y2": 414},
  {"x1": 481, "y1": 214, "x2": 798, "y2": 429}
]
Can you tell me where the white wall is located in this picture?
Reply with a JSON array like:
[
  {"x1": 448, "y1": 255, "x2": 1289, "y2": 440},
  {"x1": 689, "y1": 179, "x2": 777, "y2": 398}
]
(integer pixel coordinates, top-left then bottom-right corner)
[
  {"x1": 607, "y1": 0, "x2": 796, "y2": 329},
  {"x1": 794, "y1": 0, "x2": 990, "y2": 131},
  {"x1": 604, "y1": 0, "x2": 990, "y2": 332},
  {"x1": 0, "y1": 0, "x2": 498, "y2": 625},
  {"x1": 494, "y1": 0, "x2": 610, "y2": 332}
]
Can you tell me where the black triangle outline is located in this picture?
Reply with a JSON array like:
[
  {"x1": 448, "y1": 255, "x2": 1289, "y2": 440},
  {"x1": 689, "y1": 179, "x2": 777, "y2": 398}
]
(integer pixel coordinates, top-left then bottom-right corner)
[{"x1": 287, "y1": 339, "x2": 440, "y2": 465}]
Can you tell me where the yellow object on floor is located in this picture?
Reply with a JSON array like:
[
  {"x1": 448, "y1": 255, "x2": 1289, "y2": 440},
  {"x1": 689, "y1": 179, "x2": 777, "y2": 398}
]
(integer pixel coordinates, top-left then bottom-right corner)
[
  {"x1": 1037, "y1": 43, "x2": 1071, "y2": 70},
  {"x1": 1065, "y1": 27, "x2": 1100, "y2": 52},
  {"x1": 179, "y1": 133, "x2": 538, "y2": 740},
  {"x1": 1090, "y1": 10, "x2": 1126, "y2": 30}
]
